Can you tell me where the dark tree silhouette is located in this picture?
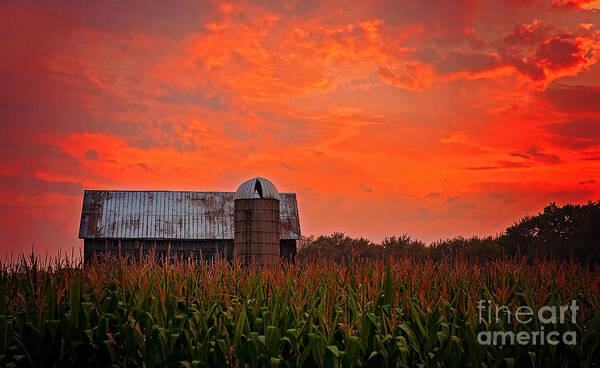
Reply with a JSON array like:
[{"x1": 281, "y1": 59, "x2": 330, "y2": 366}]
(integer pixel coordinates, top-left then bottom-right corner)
[
  {"x1": 298, "y1": 201, "x2": 600, "y2": 264},
  {"x1": 499, "y1": 201, "x2": 600, "y2": 263}
]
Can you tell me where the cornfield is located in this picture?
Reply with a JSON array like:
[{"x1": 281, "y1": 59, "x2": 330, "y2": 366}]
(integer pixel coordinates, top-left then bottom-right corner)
[{"x1": 0, "y1": 255, "x2": 598, "y2": 367}]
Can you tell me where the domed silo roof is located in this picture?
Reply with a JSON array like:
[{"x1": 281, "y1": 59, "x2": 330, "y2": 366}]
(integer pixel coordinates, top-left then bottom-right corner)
[{"x1": 234, "y1": 177, "x2": 280, "y2": 200}]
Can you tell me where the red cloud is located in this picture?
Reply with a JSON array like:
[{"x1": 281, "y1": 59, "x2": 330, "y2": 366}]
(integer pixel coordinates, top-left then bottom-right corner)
[
  {"x1": 552, "y1": 0, "x2": 600, "y2": 9},
  {"x1": 539, "y1": 84, "x2": 600, "y2": 112},
  {"x1": 378, "y1": 63, "x2": 436, "y2": 92},
  {"x1": 534, "y1": 36, "x2": 586, "y2": 70},
  {"x1": 548, "y1": 119, "x2": 600, "y2": 148},
  {"x1": 1, "y1": 0, "x2": 600, "y2": 256},
  {"x1": 503, "y1": 22, "x2": 552, "y2": 46},
  {"x1": 499, "y1": 22, "x2": 598, "y2": 84},
  {"x1": 378, "y1": 20, "x2": 598, "y2": 90},
  {"x1": 436, "y1": 51, "x2": 503, "y2": 75}
]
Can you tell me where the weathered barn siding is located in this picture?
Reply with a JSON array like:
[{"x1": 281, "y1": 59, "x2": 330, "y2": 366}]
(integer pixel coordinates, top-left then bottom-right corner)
[
  {"x1": 79, "y1": 191, "x2": 300, "y2": 240},
  {"x1": 279, "y1": 240, "x2": 297, "y2": 263},
  {"x1": 83, "y1": 239, "x2": 234, "y2": 264},
  {"x1": 279, "y1": 193, "x2": 300, "y2": 241},
  {"x1": 82, "y1": 239, "x2": 296, "y2": 264}
]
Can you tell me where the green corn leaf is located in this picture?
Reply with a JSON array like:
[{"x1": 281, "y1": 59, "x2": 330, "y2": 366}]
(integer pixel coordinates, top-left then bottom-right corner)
[
  {"x1": 504, "y1": 357, "x2": 514, "y2": 368},
  {"x1": 233, "y1": 307, "x2": 247, "y2": 348}
]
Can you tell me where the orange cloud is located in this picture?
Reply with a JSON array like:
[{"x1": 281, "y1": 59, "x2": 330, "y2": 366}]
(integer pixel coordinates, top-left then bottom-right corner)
[
  {"x1": 0, "y1": 0, "x2": 599, "y2": 256},
  {"x1": 553, "y1": 0, "x2": 600, "y2": 9}
]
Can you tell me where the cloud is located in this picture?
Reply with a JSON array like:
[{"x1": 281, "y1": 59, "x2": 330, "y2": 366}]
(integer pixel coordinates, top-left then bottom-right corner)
[
  {"x1": 371, "y1": 0, "x2": 480, "y2": 30},
  {"x1": 497, "y1": 160, "x2": 532, "y2": 168},
  {"x1": 506, "y1": 147, "x2": 563, "y2": 165},
  {"x1": 499, "y1": 22, "x2": 599, "y2": 83},
  {"x1": 500, "y1": 54, "x2": 546, "y2": 80},
  {"x1": 85, "y1": 150, "x2": 99, "y2": 160},
  {"x1": 466, "y1": 166, "x2": 499, "y2": 170},
  {"x1": 378, "y1": 63, "x2": 436, "y2": 92},
  {"x1": 510, "y1": 153, "x2": 531, "y2": 159},
  {"x1": 377, "y1": 20, "x2": 599, "y2": 91},
  {"x1": 539, "y1": 84, "x2": 600, "y2": 112},
  {"x1": 451, "y1": 202, "x2": 477, "y2": 211},
  {"x1": 547, "y1": 118, "x2": 600, "y2": 148},
  {"x1": 534, "y1": 36, "x2": 586, "y2": 70},
  {"x1": 280, "y1": 162, "x2": 297, "y2": 170},
  {"x1": 1, "y1": 0, "x2": 600, "y2": 255},
  {"x1": 435, "y1": 51, "x2": 503, "y2": 75},
  {"x1": 445, "y1": 196, "x2": 462, "y2": 204},
  {"x1": 503, "y1": 22, "x2": 552, "y2": 47},
  {"x1": 525, "y1": 147, "x2": 562, "y2": 164},
  {"x1": 0, "y1": 139, "x2": 86, "y2": 178},
  {"x1": 552, "y1": 0, "x2": 600, "y2": 10},
  {"x1": 3, "y1": 0, "x2": 217, "y2": 37},
  {"x1": 0, "y1": 174, "x2": 83, "y2": 196}
]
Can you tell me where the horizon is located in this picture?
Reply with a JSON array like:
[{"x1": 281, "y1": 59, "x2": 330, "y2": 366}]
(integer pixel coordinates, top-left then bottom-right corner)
[
  {"x1": 0, "y1": 198, "x2": 584, "y2": 260},
  {"x1": 1, "y1": 0, "x2": 600, "y2": 257}
]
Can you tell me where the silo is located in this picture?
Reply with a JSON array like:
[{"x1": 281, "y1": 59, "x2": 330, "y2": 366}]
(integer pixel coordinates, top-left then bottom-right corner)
[{"x1": 234, "y1": 177, "x2": 280, "y2": 265}]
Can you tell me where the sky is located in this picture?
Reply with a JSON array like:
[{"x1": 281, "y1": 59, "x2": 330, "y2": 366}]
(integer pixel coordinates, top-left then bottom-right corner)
[{"x1": 1, "y1": 0, "x2": 599, "y2": 257}]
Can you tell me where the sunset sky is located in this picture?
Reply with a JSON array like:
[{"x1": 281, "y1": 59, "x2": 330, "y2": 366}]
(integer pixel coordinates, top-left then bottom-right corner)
[{"x1": 1, "y1": 0, "x2": 599, "y2": 256}]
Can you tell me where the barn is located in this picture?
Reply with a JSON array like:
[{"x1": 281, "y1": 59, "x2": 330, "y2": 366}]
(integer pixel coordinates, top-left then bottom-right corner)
[{"x1": 78, "y1": 177, "x2": 300, "y2": 265}]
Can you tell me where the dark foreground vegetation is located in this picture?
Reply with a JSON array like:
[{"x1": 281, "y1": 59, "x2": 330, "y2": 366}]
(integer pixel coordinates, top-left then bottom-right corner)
[
  {"x1": 0, "y1": 255, "x2": 599, "y2": 367},
  {"x1": 298, "y1": 201, "x2": 600, "y2": 264}
]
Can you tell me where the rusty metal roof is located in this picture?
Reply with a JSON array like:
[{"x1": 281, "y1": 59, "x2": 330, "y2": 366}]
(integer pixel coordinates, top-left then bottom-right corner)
[
  {"x1": 78, "y1": 190, "x2": 301, "y2": 240},
  {"x1": 234, "y1": 177, "x2": 280, "y2": 200}
]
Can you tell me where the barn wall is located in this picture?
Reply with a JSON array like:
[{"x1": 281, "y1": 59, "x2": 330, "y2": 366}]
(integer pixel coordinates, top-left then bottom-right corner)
[
  {"x1": 84, "y1": 239, "x2": 234, "y2": 264},
  {"x1": 280, "y1": 240, "x2": 296, "y2": 264}
]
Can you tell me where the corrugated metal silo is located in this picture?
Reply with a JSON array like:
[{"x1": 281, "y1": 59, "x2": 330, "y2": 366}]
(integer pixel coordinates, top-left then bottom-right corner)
[{"x1": 234, "y1": 177, "x2": 280, "y2": 265}]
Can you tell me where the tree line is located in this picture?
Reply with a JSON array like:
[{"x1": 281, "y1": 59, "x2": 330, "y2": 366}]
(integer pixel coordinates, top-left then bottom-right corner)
[{"x1": 297, "y1": 201, "x2": 600, "y2": 264}]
